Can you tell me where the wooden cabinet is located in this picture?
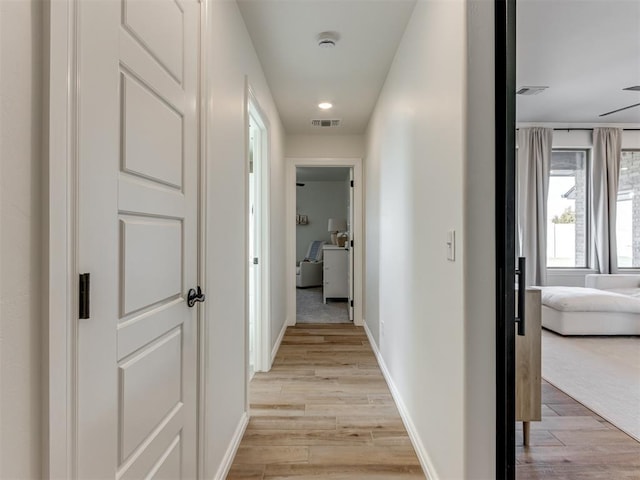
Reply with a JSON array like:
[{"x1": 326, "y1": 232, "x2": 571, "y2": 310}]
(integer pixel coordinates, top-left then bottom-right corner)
[
  {"x1": 322, "y1": 245, "x2": 349, "y2": 303},
  {"x1": 516, "y1": 288, "x2": 542, "y2": 445}
]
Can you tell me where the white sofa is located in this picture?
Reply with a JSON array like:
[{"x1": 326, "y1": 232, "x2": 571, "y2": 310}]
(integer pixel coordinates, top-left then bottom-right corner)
[
  {"x1": 296, "y1": 240, "x2": 325, "y2": 288},
  {"x1": 541, "y1": 274, "x2": 640, "y2": 335}
]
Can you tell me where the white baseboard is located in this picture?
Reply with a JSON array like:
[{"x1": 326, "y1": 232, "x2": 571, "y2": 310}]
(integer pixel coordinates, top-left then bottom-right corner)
[
  {"x1": 363, "y1": 322, "x2": 439, "y2": 480},
  {"x1": 271, "y1": 319, "x2": 288, "y2": 365},
  {"x1": 213, "y1": 412, "x2": 249, "y2": 480}
]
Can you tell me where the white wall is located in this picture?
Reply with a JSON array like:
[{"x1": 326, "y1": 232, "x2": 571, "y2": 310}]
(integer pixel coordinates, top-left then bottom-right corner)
[
  {"x1": 365, "y1": 2, "x2": 467, "y2": 478},
  {"x1": 204, "y1": 1, "x2": 285, "y2": 476},
  {"x1": 286, "y1": 134, "x2": 365, "y2": 158},
  {"x1": 365, "y1": 1, "x2": 496, "y2": 478},
  {"x1": 296, "y1": 181, "x2": 348, "y2": 262},
  {"x1": 464, "y1": 1, "x2": 497, "y2": 476},
  {"x1": 0, "y1": 0, "x2": 43, "y2": 478}
]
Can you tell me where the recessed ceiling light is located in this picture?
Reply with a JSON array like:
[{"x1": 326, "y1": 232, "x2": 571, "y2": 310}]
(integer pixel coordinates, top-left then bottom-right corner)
[
  {"x1": 318, "y1": 102, "x2": 333, "y2": 110},
  {"x1": 623, "y1": 86, "x2": 640, "y2": 92}
]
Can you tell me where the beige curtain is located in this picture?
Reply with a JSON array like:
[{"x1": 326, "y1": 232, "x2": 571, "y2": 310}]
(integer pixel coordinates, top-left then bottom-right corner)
[
  {"x1": 517, "y1": 127, "x2": 553, "y2": 286},
  {"x1": 592, "y1": 128, "x2": 622, "y2": 274}
]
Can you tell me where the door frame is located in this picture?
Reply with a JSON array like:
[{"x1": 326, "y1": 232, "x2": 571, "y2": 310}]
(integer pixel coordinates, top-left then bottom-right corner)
[
  {"x1": 245, "y1": 83, "x2": 272, "y2": 374},
  {"x1": 44, "y1": 1, "x2": 208, "y2": 477},
  {"x1": 286, "y1": 157, "x2": 363, "y2": 327},
  {"x1": 44, "y1": 1, "x2": 77, "y2": 476},
  {"x1": 495, "y1": 0, "x2": 518, "y2": 477}
]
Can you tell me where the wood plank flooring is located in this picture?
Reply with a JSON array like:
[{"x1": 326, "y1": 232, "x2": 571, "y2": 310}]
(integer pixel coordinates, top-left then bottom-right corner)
[
  {"x1": 229, "y1": 324, "x2": 640, "y2": 479},
  {"x1": 516, "y1": 380, "x2": 640, "y2": 479},
  {"x1": 228, "y1": 324, "x2": 425, "y2": 480}
]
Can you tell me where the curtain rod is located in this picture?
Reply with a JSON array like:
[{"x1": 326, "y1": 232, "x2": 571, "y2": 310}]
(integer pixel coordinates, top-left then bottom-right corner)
[{"x1": 516, "y1": 128, "x2": 640, "y2": 131}]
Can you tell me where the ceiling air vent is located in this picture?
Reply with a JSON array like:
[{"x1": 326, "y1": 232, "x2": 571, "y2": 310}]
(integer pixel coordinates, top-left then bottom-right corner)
[
  {"x1": 311, "y1": 119, "x2": 341, "y2": 128},
  {"x1": 516, "y1": 86, "x2": 549, "y2": 96}
]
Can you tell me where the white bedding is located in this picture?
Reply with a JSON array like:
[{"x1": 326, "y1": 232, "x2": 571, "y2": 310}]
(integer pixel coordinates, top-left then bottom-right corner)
[{"x1": 542, "y1": 286, "x2": 640, "y2": 313}]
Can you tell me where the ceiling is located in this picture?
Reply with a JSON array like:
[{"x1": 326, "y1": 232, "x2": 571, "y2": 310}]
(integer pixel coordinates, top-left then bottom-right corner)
[
  {"x1": 517, "y1": 0, "x2": 640, "y2": 124},
  {"x1": 296, "y1": 167, "x2": 350, "y2": 182},
  {"x1": 237, "y1": 0, "x2": 416, "y2": 134},
  {"x1": 237, "y1": 0, "x2": 640, "y2": 135}
]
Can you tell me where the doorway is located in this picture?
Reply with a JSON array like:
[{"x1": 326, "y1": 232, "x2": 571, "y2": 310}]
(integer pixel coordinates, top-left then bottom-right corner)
[
  {"x1": 247, "y1": 89, "x2": 270, "y2": 375},
  {"x1": 286, "y1": 157, "x2": 363, "y2": 327},
  {"x1": 295, "y1": 166, "x2": 352, "y2": 324}
]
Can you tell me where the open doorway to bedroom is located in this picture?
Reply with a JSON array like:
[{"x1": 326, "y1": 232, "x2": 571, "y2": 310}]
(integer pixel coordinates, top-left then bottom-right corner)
[
  {"x1": 511, "y1": 0, "x2": 640, "y2": 478},
  {"x1": 295, "y1": 166, "x2": 353, "y2": 324}
]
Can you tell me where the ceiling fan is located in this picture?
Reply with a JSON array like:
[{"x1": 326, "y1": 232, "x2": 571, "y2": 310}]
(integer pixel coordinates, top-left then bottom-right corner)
[
  {"x1": 599, "y1": 86, "x2": 640, "y2": 117},
  {"x1": 599, "y1": 102, "x2": 640, "y2": 117}
]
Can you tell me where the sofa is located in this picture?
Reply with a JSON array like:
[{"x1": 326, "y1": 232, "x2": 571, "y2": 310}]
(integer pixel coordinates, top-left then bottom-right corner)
[
  {"x1": 296, "y1": 240, "x2": 325, "y2": 288},
  {"x1": 541, "y1": 274, "x2": 640, "y2": 335}
]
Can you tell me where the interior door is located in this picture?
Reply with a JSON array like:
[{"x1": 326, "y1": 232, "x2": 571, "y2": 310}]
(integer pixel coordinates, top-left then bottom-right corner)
[
  {"x1": 76, "y1": 1, "x2": 200, "y2": 478},
  {"x1": 248, "y1": 117, "x2": 259, "y2": 377},
  {"x1": 347, "y1": 168, "x2": 354, "y2": 321}
]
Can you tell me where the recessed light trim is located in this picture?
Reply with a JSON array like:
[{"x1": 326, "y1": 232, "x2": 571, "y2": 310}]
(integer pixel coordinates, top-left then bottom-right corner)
[{"x1": 318, "y1": 102, "x2": 333, "y2": 110}]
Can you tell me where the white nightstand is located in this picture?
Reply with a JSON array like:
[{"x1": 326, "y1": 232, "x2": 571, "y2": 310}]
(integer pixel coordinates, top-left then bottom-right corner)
[{"x1": 322, "y1": 245, "x2": 349, "y2": 303}]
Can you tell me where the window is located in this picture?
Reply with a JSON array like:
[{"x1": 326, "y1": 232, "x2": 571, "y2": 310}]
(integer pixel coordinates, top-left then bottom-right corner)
[
  {"x1": 617, "y1": 150, "x2": 640, "y2": 268},
  {"x1": 547, "y1": 150, "x2": 588, "y2": 268}
]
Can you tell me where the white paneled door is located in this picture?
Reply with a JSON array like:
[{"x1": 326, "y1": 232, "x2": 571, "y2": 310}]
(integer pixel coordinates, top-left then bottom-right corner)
[{"x1": 76, "y1": 1, "x2": 200, "y2": 478}]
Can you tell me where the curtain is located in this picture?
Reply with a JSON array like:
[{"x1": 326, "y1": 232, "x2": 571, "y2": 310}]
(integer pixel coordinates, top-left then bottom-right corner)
[
  {"x1": 592, "y1": 128, "x2": 622, "y2": 274},
  {"x1": 517, "y1": 127, "x2": 553, "y2": 286}
]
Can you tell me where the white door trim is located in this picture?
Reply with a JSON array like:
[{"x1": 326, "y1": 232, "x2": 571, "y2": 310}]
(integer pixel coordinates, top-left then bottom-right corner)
[
  {"x1": 198, "y1": 0, "x2": 209, "y2": 477},
  {"x1": 246, "y1": 84, "x2": 272, "y2": 374},
  {"x1": 286, "y1": 157, "x2": 364, "y2": 327},
  {"x1": 45, "y1": 2, "x2": 208, "y2": 477},
  {"x1": 45, "y1": 1, "x2": 78, "y2": 476}
]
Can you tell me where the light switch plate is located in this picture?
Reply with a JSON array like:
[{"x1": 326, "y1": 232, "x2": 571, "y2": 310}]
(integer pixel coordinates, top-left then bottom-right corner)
[{"x1": 447, "y1": 230, "x2": 455, "y2": 261}]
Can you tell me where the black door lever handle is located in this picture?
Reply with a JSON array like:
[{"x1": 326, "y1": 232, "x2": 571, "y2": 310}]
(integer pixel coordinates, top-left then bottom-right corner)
[{"x1": 187, "y1": 286, "x2": 205, "y2": 307}]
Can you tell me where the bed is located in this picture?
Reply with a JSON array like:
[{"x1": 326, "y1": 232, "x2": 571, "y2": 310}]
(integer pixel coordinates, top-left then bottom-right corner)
[{"x1": 541, "y1": 274, "x2": 640, "y2": 335}]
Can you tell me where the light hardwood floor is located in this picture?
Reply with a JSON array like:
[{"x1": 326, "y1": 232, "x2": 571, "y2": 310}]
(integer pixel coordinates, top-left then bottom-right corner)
[
  {"x1": 228, "y1": 324, "x2": 640, "y2": 479},
  {"x1": 516, "y1": 380, "x2": 640, "y2": 479},
  {"x1": 228, "y1": 324, "x2": 425, "y2": 479}
]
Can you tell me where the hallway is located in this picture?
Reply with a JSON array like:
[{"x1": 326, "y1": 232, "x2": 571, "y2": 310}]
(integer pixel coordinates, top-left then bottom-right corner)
[{"x1": 228, "y1": 324, "x2": 425, "y2": 479}]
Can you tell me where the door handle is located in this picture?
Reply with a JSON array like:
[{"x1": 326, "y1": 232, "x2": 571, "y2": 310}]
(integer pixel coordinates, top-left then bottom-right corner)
[
  {"x1": 515, "y1": 257, "x2": 526, "y2": 336},
  {"x1": 187, "y1": 286, "x2": 205, "y2": 307}
]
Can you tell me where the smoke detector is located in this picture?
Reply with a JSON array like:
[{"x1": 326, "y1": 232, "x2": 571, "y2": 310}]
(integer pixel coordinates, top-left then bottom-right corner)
[
  {"x1": 516, "y1": 86, "x2": 549, "y2": 96},
  {"x1": 317, "y1": 31, "x2": 340, "y2": 48}
]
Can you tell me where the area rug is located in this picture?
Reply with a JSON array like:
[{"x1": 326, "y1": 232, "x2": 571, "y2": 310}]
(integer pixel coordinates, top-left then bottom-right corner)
[
  {"x1": 542, "y1": 329, "x2": 640, "y2": 441},
  {"x1": 296, "y1": 287, "x2": 350, "y2": 324}
]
